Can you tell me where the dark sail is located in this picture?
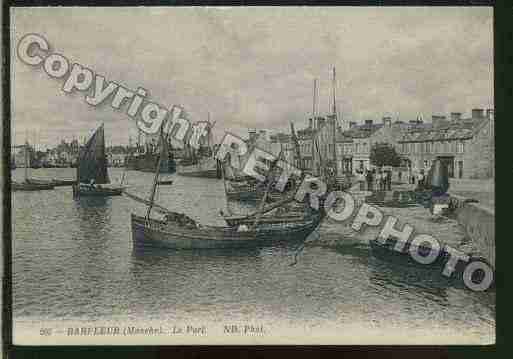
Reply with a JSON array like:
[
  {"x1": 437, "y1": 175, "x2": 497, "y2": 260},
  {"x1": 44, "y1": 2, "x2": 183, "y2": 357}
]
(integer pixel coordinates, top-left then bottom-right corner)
[{"x1": 78, "y1": 125, "x2": 110, "y2": 184}]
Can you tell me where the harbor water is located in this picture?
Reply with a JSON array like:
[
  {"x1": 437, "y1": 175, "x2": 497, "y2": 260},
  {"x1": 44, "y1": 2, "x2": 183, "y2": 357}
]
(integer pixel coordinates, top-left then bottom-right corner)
[{"x1": 12, "y1": 168, "x2": 495, "y2": 344}]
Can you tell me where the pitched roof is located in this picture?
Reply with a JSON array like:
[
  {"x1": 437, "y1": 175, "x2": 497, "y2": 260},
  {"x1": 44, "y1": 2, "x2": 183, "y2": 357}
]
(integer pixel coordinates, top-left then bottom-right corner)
[
  {"x1": 399, "y1": 118, "x2": 487, "y2": 142},
  {"x1": 342, "y1": 123, "x2": 383, "y2": 139}
]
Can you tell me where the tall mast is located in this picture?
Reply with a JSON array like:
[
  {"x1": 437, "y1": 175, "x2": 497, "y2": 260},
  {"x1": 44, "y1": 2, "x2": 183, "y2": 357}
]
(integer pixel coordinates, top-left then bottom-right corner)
[
  {"x1": 24, "y1": 130, "x2": 29, "y2": 181},
  {"x1": 207, "y1": 112, "x2": 212, "y2": 149},
  {"x1": 253, "y1": 149, "x2": 283, "y2": 229},
  {"x1": 332, "y1": 67, "x2": 338, "y2": 177},
  {"x1": 312, "y1": 78, "x2": 317, "y2": 121},
  {"x1": 312, "y1": 79, "x2": 317, "y2": 175},
  {"x1": 146, "y1": 128, "x2": 167, "y2": 220}
]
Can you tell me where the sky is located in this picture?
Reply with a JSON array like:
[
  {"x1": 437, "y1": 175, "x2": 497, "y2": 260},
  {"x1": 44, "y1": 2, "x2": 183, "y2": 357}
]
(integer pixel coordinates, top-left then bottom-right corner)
[{"x1": 11, "y1": 6, "x2": 493, "y2": 148}]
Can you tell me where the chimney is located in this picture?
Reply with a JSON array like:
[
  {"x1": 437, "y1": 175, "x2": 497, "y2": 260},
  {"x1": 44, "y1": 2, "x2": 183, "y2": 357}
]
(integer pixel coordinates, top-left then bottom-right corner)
[
  {"x1": 308, "y1": 118, "x2": 313, "y2": 129},
  {"x1": 450, "y1": 112, "x2": 462, "y2": 122},
  {"x1": 382, "y1": 116, "x2": 392, "y2": 127},
  {"x1": 364, "y1": 120, "x2": 373, "y2": 126},
  {"x1": 486, "y1": 108, "x2": 494, "y2": 120},
  {"x1": 248, "y1": 129, "x2": 257, "y2": 142},
  {"x1": 472, "y1": 108, "x2": 484, "y2": 120}
]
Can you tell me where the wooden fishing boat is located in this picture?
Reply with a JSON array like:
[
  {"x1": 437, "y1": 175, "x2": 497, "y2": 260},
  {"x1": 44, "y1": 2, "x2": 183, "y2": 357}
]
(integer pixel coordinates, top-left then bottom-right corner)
[
  {"x1": 156, "y1": 179, "x2": 174, "y2": 185},
  {"x1": 72, "y1": 124, "x2": 123, "y2": 197},
  {"x1": 176, "y1": 116, "x2": 222, "y2": 179},
  {"x1": 131, "y1": 212, "x2": 321, "y2": 250},
  {"x1": 27, "y1": 178, "x2": 76, "y2": 187},
  {"x1": 128, "y1": 127, "x2": 322, "y2": 250},
  {"x1": 12, "y1": 143, "x2": 55, "y2": 192},
  {"x1": 225, "y1": 179, "x2": 264, "y2": 201},
  {"x1": 369, "y1": 237, "x2": 494, "y2": 289},
  {"x1": 176, "y1": 156, "x2": 221, "y2": 179},
  {"x1": 223, "y1": 210, "x2": 318, "y2": 227},
  {"x1": 12, "y1": 181, "x2": 55, "y2": 191},
  {"x1": 126, "y1": 139, "x2": 176, "y2": 174}
]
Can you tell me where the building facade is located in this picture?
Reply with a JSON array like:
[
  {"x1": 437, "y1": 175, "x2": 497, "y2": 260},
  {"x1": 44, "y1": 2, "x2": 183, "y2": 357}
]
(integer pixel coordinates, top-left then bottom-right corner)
[{"x1": 398, "y1": 109, "x2": 494, "y2": 179}]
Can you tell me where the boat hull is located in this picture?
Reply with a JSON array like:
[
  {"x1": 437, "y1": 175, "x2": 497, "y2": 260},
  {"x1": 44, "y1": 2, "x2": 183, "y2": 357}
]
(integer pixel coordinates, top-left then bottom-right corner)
[
  {"x1": 156, "y1": 180, "x2": 174, "y2": 185},
  {"x1": 27, "y1": 178, "x2": 75, "y2": 187},
  {"x1": 131, "y1": 214, "x2": 320, "y2": 250},
  {"x1": 72, "y1": 184, "x2": 123, "y2": 197},
  {"x1": 12, "y1": 181, "x2": 55, "y2": 191},
  {"x1": 224, "y1": 213, "x2": 315, "y2": 227},
  {"x1": 176, "y1": 158, "x2": 221, "y2": 179}
]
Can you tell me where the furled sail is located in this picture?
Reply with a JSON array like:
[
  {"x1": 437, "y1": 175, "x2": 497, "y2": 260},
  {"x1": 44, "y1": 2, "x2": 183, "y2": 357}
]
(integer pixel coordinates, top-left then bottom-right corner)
[{"x1": 78, "y1": 124, "x2": 110, "y2": 184}]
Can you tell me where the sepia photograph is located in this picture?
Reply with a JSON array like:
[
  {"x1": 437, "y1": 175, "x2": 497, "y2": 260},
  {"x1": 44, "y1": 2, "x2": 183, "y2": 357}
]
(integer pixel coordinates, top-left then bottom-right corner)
[{"x1": 7, "y1": 6, "x2": 494, "y2": 345}]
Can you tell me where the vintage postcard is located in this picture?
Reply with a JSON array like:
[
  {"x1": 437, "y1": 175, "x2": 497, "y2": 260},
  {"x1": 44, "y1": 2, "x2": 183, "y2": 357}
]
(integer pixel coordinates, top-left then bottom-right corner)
[{"x1": 8, "y1": 6, "x2": 494, "y2": 345}]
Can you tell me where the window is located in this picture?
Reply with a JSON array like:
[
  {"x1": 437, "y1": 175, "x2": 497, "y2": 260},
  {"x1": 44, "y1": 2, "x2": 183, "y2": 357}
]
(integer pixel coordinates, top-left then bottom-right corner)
[{"x1": 457, "y1": 141, "x2": 465, "y2": 153}]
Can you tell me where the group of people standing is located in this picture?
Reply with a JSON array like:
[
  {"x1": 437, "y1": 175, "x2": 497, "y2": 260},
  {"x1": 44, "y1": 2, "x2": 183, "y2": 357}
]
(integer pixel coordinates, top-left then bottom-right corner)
[
  {"x1": 356, "y1": 169, "x2": 392, "y2": 191},
  {"x1": 406, "y1": 169, "x2": 427, "y2": 191}
]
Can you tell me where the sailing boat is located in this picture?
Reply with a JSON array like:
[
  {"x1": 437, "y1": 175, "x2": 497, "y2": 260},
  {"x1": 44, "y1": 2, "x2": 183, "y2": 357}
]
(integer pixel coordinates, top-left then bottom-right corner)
[
  {"x1": 72, "y1": 124, "x2": 123, "y2": 197},
  {"x1": 176, "y1": 114, "x2": 222, "y2": 179},
  {"x1": 126, "y1": 130, "x2": 176, "y2": 173},
  {"x1": 12, "y1": 142, "x2": 55, "y2": 191},
  {"x1": 24, "y1": 130, "x2": 76, "y2": 187},
  {"x1": 129, "y1": 129, "x2": 322, "y2": 250}
]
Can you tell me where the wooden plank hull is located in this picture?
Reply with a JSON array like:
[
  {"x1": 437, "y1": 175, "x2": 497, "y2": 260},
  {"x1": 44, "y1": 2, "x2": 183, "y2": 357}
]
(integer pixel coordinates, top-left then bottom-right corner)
[
  {"x1": 176, "y1": 158, "x2": 221, "y2": 179},
  {"x1": 226, "y1": 190, "x2": 262, "y2": 202},
  {"x1": 131, "y1": 214, "x2": 321, "y2": 250},
  {"x1": 72, "y1": 184, "x2": 123, "y2": 197},
  {"x1": 176, "y1": 168, "x2": 220, "y2": 179},
  {"x1": 27, "y1": 178, "x2": 75, "y2": 187},
  {"x1": 224, "y1": 213, "x2": 313, "y2": 227},
  {"x1": 12, "y1": 181, "x2": 55, "y2": 191}
]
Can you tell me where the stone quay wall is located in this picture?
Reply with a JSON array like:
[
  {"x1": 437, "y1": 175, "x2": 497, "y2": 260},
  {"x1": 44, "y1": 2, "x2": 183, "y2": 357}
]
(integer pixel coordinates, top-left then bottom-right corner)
[{"x1": 450, "y1": 195, "x2": 495, "y2": 267}]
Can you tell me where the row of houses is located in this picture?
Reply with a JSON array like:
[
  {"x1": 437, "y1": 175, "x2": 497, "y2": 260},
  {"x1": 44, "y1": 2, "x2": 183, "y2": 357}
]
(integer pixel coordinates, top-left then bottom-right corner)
[
  {"x1": 12, "y1": 140, "x2": 134, "y2": 168},
  {"x1": 261, "y1": 107, "x2": 494, "y2": 180}
]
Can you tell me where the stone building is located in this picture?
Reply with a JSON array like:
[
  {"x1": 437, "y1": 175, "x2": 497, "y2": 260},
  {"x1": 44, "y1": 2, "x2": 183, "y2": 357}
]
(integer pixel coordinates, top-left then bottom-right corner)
[
  {"x1": 398, "y1": 108, "x2": 494, "y2": 179},
  {"x1": 341, "y1": 120, "x2": 383, "y2": 172}
]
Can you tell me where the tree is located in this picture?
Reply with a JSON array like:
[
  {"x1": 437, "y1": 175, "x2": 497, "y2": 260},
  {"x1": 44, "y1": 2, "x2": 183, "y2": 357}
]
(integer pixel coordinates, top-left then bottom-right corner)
[{"x1": 370, "y1": 142, "x2": 401, "y2": 167}]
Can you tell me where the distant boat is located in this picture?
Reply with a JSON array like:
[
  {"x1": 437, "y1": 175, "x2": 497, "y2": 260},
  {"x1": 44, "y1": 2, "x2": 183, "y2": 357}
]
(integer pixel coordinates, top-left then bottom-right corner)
[
  {"x1": 176, "y1": 156, "x2": 221, "y2": 179},
  {"x1": 176, "y1": 116, "x2": 222, "y2": 179},
  {"x1": 126, "y1": 137, "x2": 176, "y2": 174},
  {"x1": 12, "y1": 143, "x2": 55, "y2": 192},
  {"x1": 72, "y1": 124, "x2": 123, "y2": 197}
]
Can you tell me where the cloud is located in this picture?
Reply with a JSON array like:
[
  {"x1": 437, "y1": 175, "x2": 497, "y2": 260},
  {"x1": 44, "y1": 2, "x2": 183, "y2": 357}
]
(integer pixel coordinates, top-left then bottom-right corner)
[{"x1": 11, "y1": 6, "x2": 493, "y2": 148}]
